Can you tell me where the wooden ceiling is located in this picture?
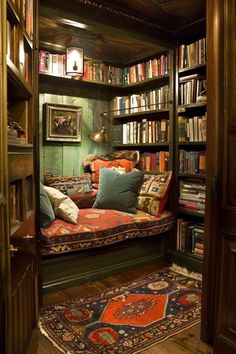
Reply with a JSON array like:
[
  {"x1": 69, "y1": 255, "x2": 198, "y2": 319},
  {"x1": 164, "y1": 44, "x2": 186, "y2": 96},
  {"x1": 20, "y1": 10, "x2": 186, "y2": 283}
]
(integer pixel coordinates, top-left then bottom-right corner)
[{"x1": 39, "y1": 0, "x2": 206, "y2": 65}]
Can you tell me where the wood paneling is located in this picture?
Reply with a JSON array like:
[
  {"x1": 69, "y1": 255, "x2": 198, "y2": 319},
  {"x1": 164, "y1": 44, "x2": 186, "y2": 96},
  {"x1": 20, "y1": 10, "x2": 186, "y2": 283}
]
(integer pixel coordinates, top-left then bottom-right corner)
[
  {"x1": 11, "y1": 252, "x2": 35, "y2": 354},
  {"x1": 0, "y1": 1, "x2": 11, "y2": 352},
  {"x1": 203, "y1": 1, "x2": 236, "y2": 353},
  {"x1": 8, "y1": 152, "x2": 33, "y2": 182}
]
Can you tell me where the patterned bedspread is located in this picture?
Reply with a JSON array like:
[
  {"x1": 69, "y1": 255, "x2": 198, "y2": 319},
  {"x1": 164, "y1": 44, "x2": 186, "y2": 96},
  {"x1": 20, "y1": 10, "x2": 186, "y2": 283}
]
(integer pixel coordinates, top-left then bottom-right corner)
[{"x1": 40, "y1": 208, "x2": 175, "y2": 256}]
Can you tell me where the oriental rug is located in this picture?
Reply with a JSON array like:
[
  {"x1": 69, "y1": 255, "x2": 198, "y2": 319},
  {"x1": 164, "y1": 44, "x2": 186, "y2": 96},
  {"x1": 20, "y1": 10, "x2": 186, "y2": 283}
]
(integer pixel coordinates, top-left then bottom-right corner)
[{"x1": 39, "y1": 265, "x2": 202, "y2": 354}]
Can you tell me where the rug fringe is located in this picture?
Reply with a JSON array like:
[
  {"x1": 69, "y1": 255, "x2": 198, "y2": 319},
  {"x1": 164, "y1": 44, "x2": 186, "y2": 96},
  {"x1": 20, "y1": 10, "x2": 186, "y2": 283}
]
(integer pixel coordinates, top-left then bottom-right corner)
[
  {"x1": 170, "y1": 263, "x2": 202, "y2": 281},
  {"x1": 38, "y1": 319, "x2": 68, "y2": 354}
]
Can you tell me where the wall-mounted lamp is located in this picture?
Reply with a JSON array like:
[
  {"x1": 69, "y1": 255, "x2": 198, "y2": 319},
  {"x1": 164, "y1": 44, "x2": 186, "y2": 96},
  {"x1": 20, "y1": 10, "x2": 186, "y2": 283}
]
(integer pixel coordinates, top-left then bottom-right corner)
[
  {"x1": 90, "y1": 126, "x2": 108, "y2": 144},
  {"x1": 66, "y1": 47, "x2": 84, "y2": 77},
  {"x1": 90, "y1": 113, "x2": 110, "y2": 145}
]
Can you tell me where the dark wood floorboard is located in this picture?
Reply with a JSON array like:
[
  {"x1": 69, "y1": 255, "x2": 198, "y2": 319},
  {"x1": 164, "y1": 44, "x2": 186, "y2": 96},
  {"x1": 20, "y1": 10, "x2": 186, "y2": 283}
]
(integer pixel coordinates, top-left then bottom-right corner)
[{"x1": 28, "y1": 263, "x2": 213, "y2": 354}]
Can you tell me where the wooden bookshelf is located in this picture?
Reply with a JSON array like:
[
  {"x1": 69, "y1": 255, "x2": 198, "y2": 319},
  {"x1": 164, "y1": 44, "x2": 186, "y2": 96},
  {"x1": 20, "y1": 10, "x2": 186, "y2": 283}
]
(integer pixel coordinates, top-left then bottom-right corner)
[
  {"x1": 1, "y1": 0, "x2": 38, "y2": 352},
  {"x1": 174, "y1": 37, "x2": 207, "y2": 271}
]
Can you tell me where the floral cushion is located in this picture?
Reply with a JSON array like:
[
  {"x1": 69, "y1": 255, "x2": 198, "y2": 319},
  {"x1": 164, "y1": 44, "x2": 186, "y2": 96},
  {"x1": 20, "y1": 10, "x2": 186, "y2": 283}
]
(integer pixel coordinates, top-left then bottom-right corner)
[
  {"x1": 40, "y1": 208, "x2": 175, "y2": 255},
  {"x1": 136, "y1": 171, "x2": 172, "y2": 216}
]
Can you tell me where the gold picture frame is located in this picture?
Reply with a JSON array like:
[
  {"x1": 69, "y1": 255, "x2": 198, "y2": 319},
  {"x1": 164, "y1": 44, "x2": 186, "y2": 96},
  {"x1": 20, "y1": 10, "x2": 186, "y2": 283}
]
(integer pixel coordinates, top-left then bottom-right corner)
[{"x1": 43, "y1": 103, "x2": 82, "y2": 143}]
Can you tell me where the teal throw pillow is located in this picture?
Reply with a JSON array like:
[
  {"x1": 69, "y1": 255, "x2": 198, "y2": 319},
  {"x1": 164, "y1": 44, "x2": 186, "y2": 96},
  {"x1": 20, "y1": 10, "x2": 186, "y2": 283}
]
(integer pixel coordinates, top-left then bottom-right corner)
[
  {"x1": 40, "y1": 182, "x2": 55, "y2": 227},
  {"x1": 93, "y1": 167, "x2": 144, "y2": 213}
]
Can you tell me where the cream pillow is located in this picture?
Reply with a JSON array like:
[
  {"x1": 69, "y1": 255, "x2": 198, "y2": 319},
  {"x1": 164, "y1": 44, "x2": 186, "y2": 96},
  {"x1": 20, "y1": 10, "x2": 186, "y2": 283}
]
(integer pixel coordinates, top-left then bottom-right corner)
[{"x1": 43, "y1": 185, "x2": 79, "y2": 224}]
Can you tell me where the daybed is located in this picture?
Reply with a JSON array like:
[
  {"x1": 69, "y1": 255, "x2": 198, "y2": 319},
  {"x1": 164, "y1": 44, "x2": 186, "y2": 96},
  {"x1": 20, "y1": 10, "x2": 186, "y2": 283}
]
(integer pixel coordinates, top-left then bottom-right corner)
[{"x1": 40, "y1": 151, "x2": 176, "y2": 293}]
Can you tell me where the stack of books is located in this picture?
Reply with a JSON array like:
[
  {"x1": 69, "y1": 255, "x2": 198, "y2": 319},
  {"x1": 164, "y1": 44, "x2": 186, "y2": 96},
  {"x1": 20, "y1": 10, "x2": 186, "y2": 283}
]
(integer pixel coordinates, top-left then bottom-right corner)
[
  {"x1": 179, "y1": 179, "x2": 206, "y2": 215},
  {"x1": 176, "y1": 219, "x2": 204, "y2": 257},
  {"x1": 191, "y1": 223, "x2": 204, "y2": 257}
]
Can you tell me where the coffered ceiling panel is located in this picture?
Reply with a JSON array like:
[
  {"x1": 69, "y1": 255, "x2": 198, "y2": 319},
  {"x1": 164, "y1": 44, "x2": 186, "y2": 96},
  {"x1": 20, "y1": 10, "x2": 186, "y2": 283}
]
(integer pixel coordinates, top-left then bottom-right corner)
[{"x1": 39, "y1": 0, "x2": 206, "y2": 66}]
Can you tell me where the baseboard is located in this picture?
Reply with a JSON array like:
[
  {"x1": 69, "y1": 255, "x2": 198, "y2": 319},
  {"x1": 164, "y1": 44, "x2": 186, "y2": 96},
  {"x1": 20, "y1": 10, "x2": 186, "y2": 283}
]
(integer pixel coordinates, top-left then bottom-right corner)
[
  {"x1": 42, "y1": 253, "x2": 165, "y2": 293},
  {"x1": 41, "y1": 235, "x2": 166, "y2": 293}
]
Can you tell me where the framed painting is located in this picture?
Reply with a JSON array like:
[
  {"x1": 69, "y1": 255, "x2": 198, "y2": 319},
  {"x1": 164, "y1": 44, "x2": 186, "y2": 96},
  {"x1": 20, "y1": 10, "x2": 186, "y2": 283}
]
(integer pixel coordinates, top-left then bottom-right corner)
[{"x1": 43, "y1": 103, "x2": 82, "y2": 143}]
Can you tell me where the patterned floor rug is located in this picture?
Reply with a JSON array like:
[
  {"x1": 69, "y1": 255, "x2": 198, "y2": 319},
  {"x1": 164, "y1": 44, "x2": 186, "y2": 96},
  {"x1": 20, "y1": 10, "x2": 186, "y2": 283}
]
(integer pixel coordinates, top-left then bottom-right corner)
[{"x1": 39, "y1": 266, "x2": 202, "y2": 354}]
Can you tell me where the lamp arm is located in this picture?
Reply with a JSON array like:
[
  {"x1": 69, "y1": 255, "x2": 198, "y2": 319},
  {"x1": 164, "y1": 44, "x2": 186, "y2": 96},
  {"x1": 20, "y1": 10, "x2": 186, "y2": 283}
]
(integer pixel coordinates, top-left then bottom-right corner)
[{"x1": 101, "y1": 100, "x2": 172, "y2": 118}]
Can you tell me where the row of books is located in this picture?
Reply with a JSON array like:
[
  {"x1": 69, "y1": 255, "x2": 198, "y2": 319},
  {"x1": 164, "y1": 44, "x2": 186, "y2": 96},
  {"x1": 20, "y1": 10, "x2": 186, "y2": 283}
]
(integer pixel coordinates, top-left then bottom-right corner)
[
  {"x1": 192, "y1": 223, "x2": 204, "y2": 257},
  {"x1": 179, "y1": 150, "x2": 206, "y2": 175},
  {"x1": 178, "y1": 115, "x2": 207, "y2": 142},
  {"x1": 113, "y1": 119, "x2": 169, "y2": 145},
  {"x1": 83, "y1": 59, "x2": 123, "y2": 84},
  {"x1": 178, "y1": 38, "x2": 206, "y2": 69},
  {"x1": 112, "y1": 85, "x2": 170, "y2": 115},
  {"x1": 177, "y1": 219, "x2": 204, "y2": 257},
  {"x1": 123, "y1": 54, "x2": 170, "y2": 84},
  {"x1": 39, "y1": 51, "x2": 66, "y2": 77},
  {"x1": 39, "y1": 50, "x2": 169, "y2": 85},
  {"x1": 179, "y1": 74, "x2": 206, "y2": 105},
  {"x1": 137, "y1": 152, "x2": 170, "y2": 173},
  {"x1": 178, "y1": 179, "x2": 206, "y2": 215}
]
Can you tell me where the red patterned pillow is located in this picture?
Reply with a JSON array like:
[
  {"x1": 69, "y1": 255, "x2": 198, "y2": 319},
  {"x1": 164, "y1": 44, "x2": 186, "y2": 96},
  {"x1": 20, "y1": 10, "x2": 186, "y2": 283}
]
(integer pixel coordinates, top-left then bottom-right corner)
[
  {"x1": 136, "y1": 171, "x2": 172, "y2": 216},
  {"x1": 44, "y1": 173, "x2": 95, "y2": 208},
  {"x1": 69, "y1": 189, "x2": 98, "y2": 208}
]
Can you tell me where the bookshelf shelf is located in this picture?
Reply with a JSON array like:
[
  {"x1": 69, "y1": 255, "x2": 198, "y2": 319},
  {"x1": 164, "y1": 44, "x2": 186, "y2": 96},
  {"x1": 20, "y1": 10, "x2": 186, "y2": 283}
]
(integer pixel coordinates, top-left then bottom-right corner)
[
  {"x1": 39, "y1": 72, "x2": 123, "y2": 100},
  {"x1": 178, "y1": 142, "x2": 206, "y2": 146},
  {"x1": 123, "y1": 74, "x2": 169, "y2": 93},
  {"x1": 178, "y1": 173, "x2": 206, "y2": 179},
  {"x1": 178, "y1": 208, "x2": 205, "y2": 217},
  {"x1": 112, "y1": 108, "x2": 169, "y2": 120},
  {"x1": 178, "y1": 63, "x2": 206, "y2": 75},
  {"x1": 7, "y1": 0, "x2": 20, "y2": 24},
  {"x1": 8, "y1": 144, "x2": 34, "y2": 152},
  {"x1": 113, "y1": 142, "x2": 169, "y2": 148},
  {"x1": 7, "y1": 58, "x2": 33, "y2": 98},
  {"x1": 178, "y1": 102, "x2": 206, "y2": 111},
  {"x1": 38, "y1": 72, "x2": 170, "y2": 97},
  {"x1": 39, "y1": 72, "x2": 123, "y2": 88}
]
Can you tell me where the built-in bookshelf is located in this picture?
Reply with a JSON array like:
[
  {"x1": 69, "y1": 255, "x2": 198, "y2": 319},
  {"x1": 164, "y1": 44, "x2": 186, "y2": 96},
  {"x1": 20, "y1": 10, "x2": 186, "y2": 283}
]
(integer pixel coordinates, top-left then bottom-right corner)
[
  {"x1": 39, "y1": 49, "x2": 170, "y2": 86},
  {"x1": 172, "y1": 37, "x2": 207, "y2": 272},
  {"x1": 2, "y1": 0, "x2": 38, "y2": 352},
  {"x1": 106, "y1": 56, "x2": 174, "y2": 178}
]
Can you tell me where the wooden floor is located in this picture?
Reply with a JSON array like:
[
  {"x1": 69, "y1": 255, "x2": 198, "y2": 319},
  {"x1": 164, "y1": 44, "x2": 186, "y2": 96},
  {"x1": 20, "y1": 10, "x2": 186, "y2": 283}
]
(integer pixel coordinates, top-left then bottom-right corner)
[{"x1": 28, "y1": 263, "x2": 213, "y2": 354}]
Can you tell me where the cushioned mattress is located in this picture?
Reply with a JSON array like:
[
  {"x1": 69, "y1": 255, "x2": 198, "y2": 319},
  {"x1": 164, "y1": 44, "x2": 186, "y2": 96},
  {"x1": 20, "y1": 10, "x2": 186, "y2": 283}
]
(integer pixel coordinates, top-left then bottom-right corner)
[{"x1": 40, "y1": 208, "x2": 175, "y2": 256}]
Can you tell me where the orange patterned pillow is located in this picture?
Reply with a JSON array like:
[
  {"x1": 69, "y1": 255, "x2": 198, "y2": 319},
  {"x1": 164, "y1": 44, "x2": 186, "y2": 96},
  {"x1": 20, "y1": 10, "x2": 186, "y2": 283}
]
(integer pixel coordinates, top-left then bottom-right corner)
[{"x1": 90, "y1": 159, "x2": 135, "y2": 184}]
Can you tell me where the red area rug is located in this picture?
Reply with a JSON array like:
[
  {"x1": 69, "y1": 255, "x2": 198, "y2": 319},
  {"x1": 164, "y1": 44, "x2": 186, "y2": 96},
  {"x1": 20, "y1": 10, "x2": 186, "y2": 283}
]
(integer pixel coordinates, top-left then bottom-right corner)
[{"x1": 39, "y1": 266, "x2": 202, "y2": 353}]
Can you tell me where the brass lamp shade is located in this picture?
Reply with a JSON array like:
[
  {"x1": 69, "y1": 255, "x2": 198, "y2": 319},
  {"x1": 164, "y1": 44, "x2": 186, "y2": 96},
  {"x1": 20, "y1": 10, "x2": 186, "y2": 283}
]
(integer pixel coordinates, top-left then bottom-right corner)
[{"x1": 90, "y1": 126, "x2": 108, "y2": 144}]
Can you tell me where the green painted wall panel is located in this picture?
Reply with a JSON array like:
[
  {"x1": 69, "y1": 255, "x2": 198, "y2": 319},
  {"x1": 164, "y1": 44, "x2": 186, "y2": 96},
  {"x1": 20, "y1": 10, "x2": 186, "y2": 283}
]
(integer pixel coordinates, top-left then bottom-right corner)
[{"x1": 39, "y1": 93, "x2": 110, "y2": 181}]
